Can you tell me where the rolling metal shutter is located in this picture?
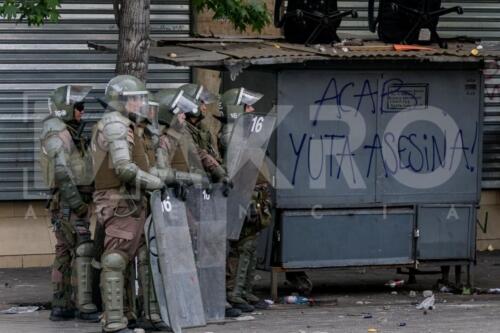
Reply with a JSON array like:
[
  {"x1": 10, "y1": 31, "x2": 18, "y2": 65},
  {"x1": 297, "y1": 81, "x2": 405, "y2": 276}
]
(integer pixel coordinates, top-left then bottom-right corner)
[
  {"x1": 0, "y1": 0, "x2": 190, "y2": 200},
  {"x1": 483, "y1": 59, "x2": 500, "y2": 188},
  {"x1": 339, "y1": 0, "x2": 500, "y2": 188}
]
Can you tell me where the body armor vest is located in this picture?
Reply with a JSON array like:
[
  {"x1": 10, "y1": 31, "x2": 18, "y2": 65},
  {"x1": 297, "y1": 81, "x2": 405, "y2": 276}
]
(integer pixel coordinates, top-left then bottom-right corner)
[
  {"x1": 92, "y1": 114, "x2": 150, "y2": 191},
  {"x1": 165, "y1": 128, "x2": 190, "y2": 173},
  {"x1": 142, "y1": 129, "x2": 157, "y2": 168}
]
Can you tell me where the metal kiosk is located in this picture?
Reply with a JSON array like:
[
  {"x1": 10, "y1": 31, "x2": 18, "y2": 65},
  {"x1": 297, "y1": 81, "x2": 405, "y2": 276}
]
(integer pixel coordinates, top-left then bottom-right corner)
[{"x1": 104, "y1": 40, "x2": 486, "y2": 298}]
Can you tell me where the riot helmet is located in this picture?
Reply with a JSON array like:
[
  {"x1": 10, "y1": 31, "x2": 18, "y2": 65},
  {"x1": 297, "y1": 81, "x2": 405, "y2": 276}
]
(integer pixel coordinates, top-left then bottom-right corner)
[
  {"x1": 48, "y1": 85, "x2": 92, "y2": 122},
  {"x1": 219, "y1": 87, "x2": 263, "y2": 121},
  {"x1": 104, "y1": 75, "x2": 149, "y2": 123},
  {"x1": 180, "y1": 83, "x2": 218, "y2": 105},
  {"x1": 179, "y1": 83, "x2": 218, "y2": 124},
  {"x1": 156, "y1": 89, "x2": 199, "y2": 127}
]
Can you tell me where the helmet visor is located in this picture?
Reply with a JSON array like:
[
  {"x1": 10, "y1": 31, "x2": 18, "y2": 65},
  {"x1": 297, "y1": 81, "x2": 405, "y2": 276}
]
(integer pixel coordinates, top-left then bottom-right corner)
[
  {"x1": 196, "y1": 86, "x2": 218, "y2": 105},
  {"x1": 123, "y1": 92, "x2": 149, "y2": 118},
  {"x1": 66, "y1": 85, "x2": 93, "y2": 105},
  {"x1": 147, "y1": 101, "x2": 159, "y2": 126},
  {"x1": 237, "y1": 88, "x2": 263, "y2": 106},
  {"x1": 172, "y1": 90, "x2": 199, "y2": 115}
]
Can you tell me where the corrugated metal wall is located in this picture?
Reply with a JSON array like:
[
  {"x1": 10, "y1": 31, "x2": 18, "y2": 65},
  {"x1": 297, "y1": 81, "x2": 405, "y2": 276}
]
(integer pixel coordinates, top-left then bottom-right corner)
[
  {"x1": 338, "y1": 0, "x2": 500, "y2": 188},
  {"x1": 0, "y1": 0, "x2": 190, "y2": 200},
  {"x1": 483, "y1": 59, "x2": 500, "y2": 188}
]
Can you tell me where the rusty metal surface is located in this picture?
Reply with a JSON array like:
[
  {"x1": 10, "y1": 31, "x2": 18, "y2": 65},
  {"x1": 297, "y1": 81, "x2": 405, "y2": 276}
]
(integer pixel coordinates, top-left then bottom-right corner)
[
  {"x1": 150, "y1": 45, "x2": 228, "y2": 67},
  {"x1": 179, "y1": 42, "x2": 319, "y2": 59},
  {"x1": 89, "y1": 39, "x2": 490, "y2": 68}
]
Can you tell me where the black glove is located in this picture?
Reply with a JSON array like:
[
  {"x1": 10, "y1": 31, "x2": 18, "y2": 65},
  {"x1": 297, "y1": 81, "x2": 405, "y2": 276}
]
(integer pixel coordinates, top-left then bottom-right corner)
[
  {"x1": 249, "y1": 201, "x2": 259, "y2": 220},
  {"x1": 173, "y1": 181, "x2": 188, "y2": 201},
  {"x1": 221, "y1": 176, "x2": 233, "y2": 197},
  {"x1": 160, "y1": 184, "x2": 169, "y2": 201}
]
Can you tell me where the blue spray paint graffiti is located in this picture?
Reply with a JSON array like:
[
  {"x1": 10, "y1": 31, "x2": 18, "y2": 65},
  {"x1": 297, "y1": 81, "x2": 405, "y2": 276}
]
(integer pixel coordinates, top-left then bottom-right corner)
[
  {"x1": 311, "y1": 77, "x2": 422, "y2": 126},
  {"x1": 286, "y1": 77, "x2": 479, "y2": 187},
  {"x1": 288, "y1": 123, "x2": 478, "y2": 186}
]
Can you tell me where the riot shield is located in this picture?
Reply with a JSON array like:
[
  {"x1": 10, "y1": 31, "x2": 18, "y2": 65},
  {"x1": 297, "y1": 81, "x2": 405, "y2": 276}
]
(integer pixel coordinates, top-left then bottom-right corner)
[
  {"x1": 186, "y1": 184, "x2": 227, "y2": 322},
  {"x1": 225, "y1": 113, "x2": 276, "y2": 240},
  {"x1": 144, "y1": 215, "x2": 169, "y2": 327},
  {"x1": 149, "y1": 190, "x2": 206, "y2": 332}
]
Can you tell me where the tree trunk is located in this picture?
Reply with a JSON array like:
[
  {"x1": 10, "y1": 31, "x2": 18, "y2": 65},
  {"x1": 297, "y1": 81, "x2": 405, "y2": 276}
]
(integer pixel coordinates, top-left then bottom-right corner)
[{"x1": 114, "y1": 0, "x2": 150, "y2": 81}]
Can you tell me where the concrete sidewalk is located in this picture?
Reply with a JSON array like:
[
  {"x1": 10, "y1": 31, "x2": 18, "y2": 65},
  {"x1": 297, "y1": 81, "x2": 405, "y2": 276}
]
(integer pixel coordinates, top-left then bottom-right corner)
[{"x1": 1, "y1": 252, "x2": 500, "y2": 332}]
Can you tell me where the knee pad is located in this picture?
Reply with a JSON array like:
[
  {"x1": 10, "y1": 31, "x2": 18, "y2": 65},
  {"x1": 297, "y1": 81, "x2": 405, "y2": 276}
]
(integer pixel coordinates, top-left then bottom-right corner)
[
  {"x1": 101, "y1": 251, "x2": 127, "y2": 272},
  {"x1": 75, "y1": 242, "x2": 94, "y2": 258}
]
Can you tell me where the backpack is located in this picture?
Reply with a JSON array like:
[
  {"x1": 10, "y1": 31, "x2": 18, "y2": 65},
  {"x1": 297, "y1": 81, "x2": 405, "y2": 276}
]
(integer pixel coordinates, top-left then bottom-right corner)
[{"x1": 368, "y1": 0, "x2": 442, "y2": 44}]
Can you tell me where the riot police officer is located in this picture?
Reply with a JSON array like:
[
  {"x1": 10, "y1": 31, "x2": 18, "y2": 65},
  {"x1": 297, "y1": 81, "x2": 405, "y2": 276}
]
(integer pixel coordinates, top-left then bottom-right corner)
[
  {"x1": 91, "y1": 75, "x2": 165, "y2": 333},
  {"x1": 179, "y1": 83, "x2": 232, "y2": 195},
  {"x1": 178, "y1": 84, "x2": 245, "y2": 318},
  {"x1": 179, "y1": 83, "x2": 219, "y2": 156},
  {"x1": 40, "y1": 85, "x2": 99, "y2": 322},
  {"x1": 156, "y1": 89, "x2": 216, "y2": 188},
  {"x1": 219, "y1": 87, "x2": 273, "y2": 312},
  {"x1": 130, "y1": 94, "x2": 169, "y2": 330}
]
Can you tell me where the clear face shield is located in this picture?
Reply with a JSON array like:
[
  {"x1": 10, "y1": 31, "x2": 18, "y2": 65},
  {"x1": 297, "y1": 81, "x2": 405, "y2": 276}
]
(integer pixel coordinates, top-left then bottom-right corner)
[
  {"x1": 195, "y1": 85, "x2": 218, "y2": 105},
  {"x1": 123, "y1": 91, "x2": 149, "y2": 121},
  {"x1": 171, "y1": 90, "x2": 199, "y2": 116},
  {"x1": 66, "y1": 85, "x2": 93, "y2": 105},
  {"x1": 236, "y1": 88, "x2": 264, "y2": 106},
  {"x1": 147, "y1": 101, "x2": 159, "y2": 127}
]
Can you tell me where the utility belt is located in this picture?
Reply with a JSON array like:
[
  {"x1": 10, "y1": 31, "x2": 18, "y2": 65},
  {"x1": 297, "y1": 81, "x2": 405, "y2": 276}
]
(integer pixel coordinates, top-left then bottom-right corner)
[{"x1": 113, "y1": 185, "x2": 146, "y2": 219}]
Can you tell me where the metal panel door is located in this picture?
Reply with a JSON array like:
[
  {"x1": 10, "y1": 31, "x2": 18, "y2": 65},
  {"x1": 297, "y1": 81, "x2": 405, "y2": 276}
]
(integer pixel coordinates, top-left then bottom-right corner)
[
  {"x1": 376, "y1": 70, "x2": 482, "y2": 204},
  {"x1": 276, "y1": 70, "x2": 378, "y2": 208},
  {"x1": 280, "y1": 208, "x2": 414, "y2": 268},
  {"x1": 417, "y1": 205, "x2": 474, "y2": 260}
]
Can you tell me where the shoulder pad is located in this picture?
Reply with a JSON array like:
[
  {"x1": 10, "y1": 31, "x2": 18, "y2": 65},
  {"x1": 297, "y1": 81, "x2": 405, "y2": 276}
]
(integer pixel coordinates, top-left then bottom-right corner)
[
  {"x1": 98, "y1": 111, "x2": 131, "y2": 128},
  {"x1": 99, "y1": 111, "x2": 131, "y2": 141},
  {"x1": 40, "y1": 116, "x2": 66, "y2": 140},
  {"x1": 42, "y1": 133, "x2": 65, "y2": 158}
]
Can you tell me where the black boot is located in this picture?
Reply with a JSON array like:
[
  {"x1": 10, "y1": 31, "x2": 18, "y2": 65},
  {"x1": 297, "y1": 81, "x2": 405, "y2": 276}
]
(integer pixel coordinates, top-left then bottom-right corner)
[
  {"x1": 251, "y1": 299, "x2": 270, "y2": 310},
  {"x1": 50, "y1": 307, "x2": 75, "y2": 321},
  {"x1": 76, "y1": 310, "x2": 100, "y2": 323},
  {"x1": 135, "y1": 317, "x2": 170, "y2": 331},
  {"x1": 225, "y1": 301, "x2": 242, "y2": 318},
  {"x1": 231, "y1": 302, "x2": 255, "y2": 313}
]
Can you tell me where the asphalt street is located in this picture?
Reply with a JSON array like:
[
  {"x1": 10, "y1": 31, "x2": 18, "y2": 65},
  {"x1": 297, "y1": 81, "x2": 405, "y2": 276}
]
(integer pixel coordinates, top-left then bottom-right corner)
[{"x1": 1, "y1": 251, "x2": 499, "y2": 333}]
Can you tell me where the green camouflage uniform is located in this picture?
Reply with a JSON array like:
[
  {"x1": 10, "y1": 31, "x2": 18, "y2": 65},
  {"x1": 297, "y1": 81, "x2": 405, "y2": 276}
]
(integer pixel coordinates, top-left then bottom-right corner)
[
  {"x1": 40, "y1": 85, "x2": 97, "y2": 320},
  {"x1": 218, "y1": 87, "x2": 272, "y2": 308}
]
